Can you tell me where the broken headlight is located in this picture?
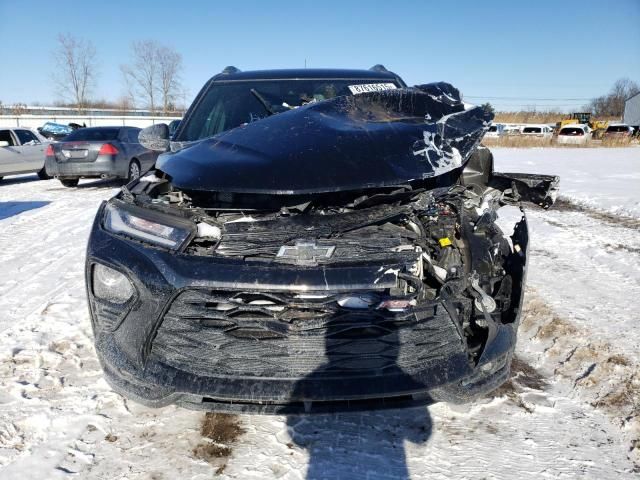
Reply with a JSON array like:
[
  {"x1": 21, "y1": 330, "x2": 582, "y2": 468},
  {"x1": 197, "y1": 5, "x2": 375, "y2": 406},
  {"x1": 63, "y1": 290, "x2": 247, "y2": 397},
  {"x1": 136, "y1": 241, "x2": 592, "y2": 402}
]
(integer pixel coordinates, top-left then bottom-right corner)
[{"x1": 103, "y1": 201, "x2": 195, "y2": 250}]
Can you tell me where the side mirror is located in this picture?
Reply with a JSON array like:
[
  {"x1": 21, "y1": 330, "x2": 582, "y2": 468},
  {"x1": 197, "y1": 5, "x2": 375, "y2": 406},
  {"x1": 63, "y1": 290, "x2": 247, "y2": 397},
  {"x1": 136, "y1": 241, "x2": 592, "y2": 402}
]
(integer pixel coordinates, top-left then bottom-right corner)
[
  {"x1": 0, "y1": 141, "x2": 9, "y2": 147},
  {"x1": 139, "y1": 123, "x2": 170, "y2": 152}
]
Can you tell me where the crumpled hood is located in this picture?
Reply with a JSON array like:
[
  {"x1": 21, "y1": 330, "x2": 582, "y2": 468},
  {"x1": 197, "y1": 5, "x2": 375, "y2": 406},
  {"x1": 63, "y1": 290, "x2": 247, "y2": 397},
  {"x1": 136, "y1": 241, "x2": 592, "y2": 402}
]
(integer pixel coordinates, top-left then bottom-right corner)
[{"x1": 157, "y1": 83, "x2": 493, "y2": 194}]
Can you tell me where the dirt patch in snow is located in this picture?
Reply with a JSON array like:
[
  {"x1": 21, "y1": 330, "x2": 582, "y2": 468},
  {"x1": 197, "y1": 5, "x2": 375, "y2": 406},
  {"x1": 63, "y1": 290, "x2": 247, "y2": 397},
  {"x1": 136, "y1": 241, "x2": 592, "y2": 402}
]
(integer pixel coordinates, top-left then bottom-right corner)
[
  {"x1": 200, "y1": 413, "x2": 244, "y2": 444},
  {"x1": 552, "y1": 198, "x2": 640, "y2": 231},
  {"x1": 510, "y1": 356, "x2": 547, "y2": 390},
  {"x1": 520, "y1": 291, "x2": 640, "y2": 468},
  {"x1": 192, "y1": 413, "x2": 245, "y2": 472},
  {"x1": 489, "y1": 355, "x2": 547, "y2": 413},
  {"x1": 534, "y1": 316, "x2": 579, "y2": 341}
]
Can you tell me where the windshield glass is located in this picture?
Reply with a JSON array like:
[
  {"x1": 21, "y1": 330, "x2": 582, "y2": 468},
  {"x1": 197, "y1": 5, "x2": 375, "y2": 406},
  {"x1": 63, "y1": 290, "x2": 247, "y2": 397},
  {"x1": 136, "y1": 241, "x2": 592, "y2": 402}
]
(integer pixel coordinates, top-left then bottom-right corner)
[
  {"x1": 606, "y1": 125, "x2": 629, "y2": 133},
  {"x1": 488, "y1": 126, "x2": 497, "y2": 132},
  {"x1": 177, "y1": 78, "x2": 401, "y2": 142},
  {"x1": 64, "y1": 128, "x2": 119, "y2": 141},
  {"x1": 560, "y1": 128, "x2": 584, "y2": 136},
  {"x1": 522, "y1": 127, "x2": 542, "y2": 134}
]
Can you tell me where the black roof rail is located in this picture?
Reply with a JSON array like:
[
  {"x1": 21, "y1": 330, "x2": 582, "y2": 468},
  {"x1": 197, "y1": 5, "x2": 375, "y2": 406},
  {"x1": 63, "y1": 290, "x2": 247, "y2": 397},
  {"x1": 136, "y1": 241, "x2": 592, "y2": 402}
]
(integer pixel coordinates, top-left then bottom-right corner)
[
  {"x1": 221, "y1": 66, "x2": 241, "y2": 74},
  {"x1": 369, "y1": 64, "x2": 388, "y2": 73}
]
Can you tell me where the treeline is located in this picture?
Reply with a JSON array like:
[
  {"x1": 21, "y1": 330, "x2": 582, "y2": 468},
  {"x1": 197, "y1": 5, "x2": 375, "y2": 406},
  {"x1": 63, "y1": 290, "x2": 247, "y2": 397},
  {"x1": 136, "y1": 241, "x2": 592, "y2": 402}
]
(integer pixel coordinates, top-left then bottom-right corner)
[
  {"x1": 492, "y1": 78, "x2": 639, "y2": 121},
  {"x1": 51, "y1": 34, "x2": 187, "y2": 114},
  {"x1": 585, "y1": 78, "x2": 639, "y2": 117}
]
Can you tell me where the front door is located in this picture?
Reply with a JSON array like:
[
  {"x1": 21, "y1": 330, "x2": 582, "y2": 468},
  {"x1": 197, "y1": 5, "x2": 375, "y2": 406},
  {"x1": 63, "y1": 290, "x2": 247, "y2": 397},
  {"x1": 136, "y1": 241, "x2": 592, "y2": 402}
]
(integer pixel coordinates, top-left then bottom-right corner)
[
  {"x1": 0, "y1": 129, "x2": 23, "y2": 175},
  {"x1": 14, "y1": 129, "x2": 46, "y2": 171}
]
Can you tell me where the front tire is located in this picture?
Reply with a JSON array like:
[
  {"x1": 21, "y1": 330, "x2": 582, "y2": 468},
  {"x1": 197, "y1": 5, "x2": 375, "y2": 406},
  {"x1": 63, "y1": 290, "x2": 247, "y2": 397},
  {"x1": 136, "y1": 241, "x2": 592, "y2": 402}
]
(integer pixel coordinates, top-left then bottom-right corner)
[
  {"x1": 60, "y1": 178, "x2": 79, "y2": 187},
  {"x1": 127, "y1": 160, "x2": 141, "y2": 182}
]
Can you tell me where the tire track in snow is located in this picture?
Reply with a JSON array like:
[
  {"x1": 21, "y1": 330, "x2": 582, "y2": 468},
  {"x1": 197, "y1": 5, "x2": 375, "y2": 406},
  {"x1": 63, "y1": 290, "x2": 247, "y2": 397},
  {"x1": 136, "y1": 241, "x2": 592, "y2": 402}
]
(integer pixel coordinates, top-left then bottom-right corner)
[
  {"x1": 517, "y1": 292, "x2": 639, "y2": 471},
  {"x1": 552, "y1": 198, "x2": 640, "y2": 231}
]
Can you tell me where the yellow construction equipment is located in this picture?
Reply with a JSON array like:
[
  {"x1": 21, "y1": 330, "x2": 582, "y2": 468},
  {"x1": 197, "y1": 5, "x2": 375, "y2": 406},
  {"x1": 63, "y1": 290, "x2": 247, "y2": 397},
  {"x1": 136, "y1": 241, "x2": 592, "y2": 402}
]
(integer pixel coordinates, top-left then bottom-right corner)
[{"x1": 558, "y1": 112, "x2": 608, "y2": 138}]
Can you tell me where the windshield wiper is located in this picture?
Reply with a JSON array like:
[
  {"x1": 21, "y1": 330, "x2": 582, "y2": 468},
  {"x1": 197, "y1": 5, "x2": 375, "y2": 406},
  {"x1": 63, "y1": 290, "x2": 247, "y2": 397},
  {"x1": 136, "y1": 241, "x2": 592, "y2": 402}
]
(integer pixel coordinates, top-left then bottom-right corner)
[{"x1": 250, "y1": 89, "x2": 276, "y2": 116}]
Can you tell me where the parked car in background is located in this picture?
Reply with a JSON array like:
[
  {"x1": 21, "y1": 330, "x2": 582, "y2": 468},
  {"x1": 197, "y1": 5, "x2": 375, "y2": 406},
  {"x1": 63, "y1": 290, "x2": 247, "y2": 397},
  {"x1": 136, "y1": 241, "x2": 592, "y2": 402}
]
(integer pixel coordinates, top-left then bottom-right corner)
[
  {"x1": 37, "y1": 122, "x2": 76, "y2": 141},
  {"x1": 556, "y1": 124, "x2": 591, "y2": 145},
  {"x1": 0, "y1": 127, "x2": 51, "y2": 181},
  {"x1": 503, "y1": 125, "x2": 521, "y2": 136},
  {"x1": 603, "y1": 124, "x2": 634, "y2": 140},
  {"x1": 44, "y1": 126, "x2": 158, "y2": 187},
  {"x1": 484, "y1": 123, "x2": 505, "y2": 138},
  {"x1": 520, "y1": 124, "x2": 553, "y2": 140}
]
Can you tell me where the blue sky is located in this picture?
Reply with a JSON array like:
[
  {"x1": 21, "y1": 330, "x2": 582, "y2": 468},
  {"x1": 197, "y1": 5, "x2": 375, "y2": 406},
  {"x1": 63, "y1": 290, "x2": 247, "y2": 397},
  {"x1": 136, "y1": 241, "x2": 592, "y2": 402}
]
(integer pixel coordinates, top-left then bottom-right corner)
[{"x1": 1, "y1": 0, "x2": 639, "y2": 111}]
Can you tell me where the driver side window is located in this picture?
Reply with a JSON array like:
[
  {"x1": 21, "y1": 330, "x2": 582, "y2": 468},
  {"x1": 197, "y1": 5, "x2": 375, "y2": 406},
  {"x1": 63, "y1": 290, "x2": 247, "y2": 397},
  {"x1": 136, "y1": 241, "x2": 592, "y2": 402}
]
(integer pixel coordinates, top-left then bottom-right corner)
[{"x1": 15, "y1": 129, "x2": 40, "y2": 146}]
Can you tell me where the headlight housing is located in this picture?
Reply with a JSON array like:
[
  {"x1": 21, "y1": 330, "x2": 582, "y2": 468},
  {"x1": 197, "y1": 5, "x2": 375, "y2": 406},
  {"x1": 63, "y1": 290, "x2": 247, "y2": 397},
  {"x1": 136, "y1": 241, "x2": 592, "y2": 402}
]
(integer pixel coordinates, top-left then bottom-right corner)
[
  {"x1": 92, "y1": 263, "x2": 134, "y2": 304},
  {"x1": 103, "y1": 201, "x2": 195, "y2": 250}
]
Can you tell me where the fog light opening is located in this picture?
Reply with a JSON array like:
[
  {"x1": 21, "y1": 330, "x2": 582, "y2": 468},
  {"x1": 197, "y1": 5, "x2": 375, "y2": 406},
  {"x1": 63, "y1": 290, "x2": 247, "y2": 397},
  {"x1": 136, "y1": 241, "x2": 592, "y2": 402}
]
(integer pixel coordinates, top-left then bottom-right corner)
[{"x1": 92, "y1": 264, "x2": 134, "y2": 304}]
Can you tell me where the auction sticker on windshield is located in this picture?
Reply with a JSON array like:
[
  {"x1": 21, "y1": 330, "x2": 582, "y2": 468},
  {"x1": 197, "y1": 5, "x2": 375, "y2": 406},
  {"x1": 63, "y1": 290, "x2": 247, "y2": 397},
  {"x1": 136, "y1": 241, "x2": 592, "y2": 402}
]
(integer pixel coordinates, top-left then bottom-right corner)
[{"x1": 348, "y1": 83, "x2": 398, "y2": 94}]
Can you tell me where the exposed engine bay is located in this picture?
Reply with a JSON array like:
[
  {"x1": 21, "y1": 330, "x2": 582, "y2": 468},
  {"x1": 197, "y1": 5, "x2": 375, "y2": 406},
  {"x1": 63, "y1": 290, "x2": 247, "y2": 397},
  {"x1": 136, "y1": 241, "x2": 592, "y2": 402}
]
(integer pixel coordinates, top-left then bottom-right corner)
[{"x1": 118, "y1": 148, "x2": 558, "y2": 366}]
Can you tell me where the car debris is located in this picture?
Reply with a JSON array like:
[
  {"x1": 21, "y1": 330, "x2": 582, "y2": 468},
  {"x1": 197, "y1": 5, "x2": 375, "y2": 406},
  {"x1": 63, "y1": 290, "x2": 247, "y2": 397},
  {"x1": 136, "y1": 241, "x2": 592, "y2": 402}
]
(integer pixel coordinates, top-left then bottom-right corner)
[
  {"x1": 86, "y1": 68, "x2": 559, "y2": 413},
  {"x1": 37, "y1": 121, "x2": 77, "y2": 141}
]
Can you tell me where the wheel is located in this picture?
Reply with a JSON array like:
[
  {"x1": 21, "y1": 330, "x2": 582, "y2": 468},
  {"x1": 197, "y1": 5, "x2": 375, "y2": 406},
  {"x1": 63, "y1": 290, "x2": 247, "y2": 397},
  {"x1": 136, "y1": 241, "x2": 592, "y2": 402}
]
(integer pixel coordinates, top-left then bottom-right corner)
[
  {"x1": 60, "y1": 178, "x2": 79, "y2": 187},
  {"x1": 37, "y1": 168, "x2": 51, "y2": 180},
  {"x1": 127, "y1": 160, "x2": 141, "y2": 182}
]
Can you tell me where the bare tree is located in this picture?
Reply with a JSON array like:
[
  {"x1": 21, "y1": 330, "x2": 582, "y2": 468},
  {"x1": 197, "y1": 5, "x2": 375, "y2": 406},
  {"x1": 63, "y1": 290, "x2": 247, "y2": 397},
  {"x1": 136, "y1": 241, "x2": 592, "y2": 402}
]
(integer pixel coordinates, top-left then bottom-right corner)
[
  {"x1": 586, "y1": 78, "x2": 640, "y2": 117},
  {"x1": 53, "y1": 34, "x2": 97, "y2": 112},
  {"x1": 121, "y1": 40, "x2": 183, "y2": 114},
  {"x1": 121, "y1": 40, "x2": 158, "y2": 112},
  {"x1": 157, "y1": 46, "x2": 183, "y2": 113},
  {"x1": 115, "y1": 95, "x2": 135, "y2": 114}
]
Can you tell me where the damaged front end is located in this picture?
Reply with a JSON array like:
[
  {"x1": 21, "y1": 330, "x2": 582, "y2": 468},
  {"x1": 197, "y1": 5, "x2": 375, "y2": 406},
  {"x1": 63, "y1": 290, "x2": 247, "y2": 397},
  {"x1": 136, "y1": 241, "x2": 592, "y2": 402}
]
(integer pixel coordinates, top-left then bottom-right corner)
[{"x1": 87, "y1": 82, "x2": 558, "y2": 413}]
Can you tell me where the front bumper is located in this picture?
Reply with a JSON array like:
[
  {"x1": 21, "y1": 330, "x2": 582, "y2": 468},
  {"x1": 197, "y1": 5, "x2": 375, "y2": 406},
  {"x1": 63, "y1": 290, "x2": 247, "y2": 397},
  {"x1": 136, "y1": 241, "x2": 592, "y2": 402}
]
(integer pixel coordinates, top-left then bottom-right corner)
[
  {"x1": 45, "y1": 154, "x2": 126, "y2": 179},
  {"x1": 87, "y1": 203, "x2": 521, "y2": 413}
]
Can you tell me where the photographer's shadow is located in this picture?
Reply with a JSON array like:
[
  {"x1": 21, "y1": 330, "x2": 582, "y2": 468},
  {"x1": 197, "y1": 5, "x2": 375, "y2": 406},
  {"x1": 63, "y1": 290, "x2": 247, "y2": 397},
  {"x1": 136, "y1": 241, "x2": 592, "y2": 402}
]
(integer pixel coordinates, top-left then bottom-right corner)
[{"x1": 286, "y1": 318, "x2": 433, "y2": 479}]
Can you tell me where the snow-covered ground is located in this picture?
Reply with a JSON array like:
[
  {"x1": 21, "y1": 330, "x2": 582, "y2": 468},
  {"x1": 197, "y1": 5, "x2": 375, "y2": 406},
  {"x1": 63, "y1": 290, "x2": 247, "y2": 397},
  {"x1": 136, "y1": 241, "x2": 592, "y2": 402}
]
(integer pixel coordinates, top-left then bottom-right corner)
[
  {"x1": 0, "y1": 147, "x2": 638, "y2": 479},
  {"x1": 496, "y1": 147, "x2": 640, "y2": 219}
]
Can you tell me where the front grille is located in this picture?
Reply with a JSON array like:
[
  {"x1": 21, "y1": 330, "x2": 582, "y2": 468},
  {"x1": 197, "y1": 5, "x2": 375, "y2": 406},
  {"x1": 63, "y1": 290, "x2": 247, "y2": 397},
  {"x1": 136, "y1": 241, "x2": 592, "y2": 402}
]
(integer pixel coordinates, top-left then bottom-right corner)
[
  {"x1": 149, "y1": 288, "x2": 466, "y2": 379},
  {"x1": 186, "y1": 205, "x2": 422, "y2": 265}
]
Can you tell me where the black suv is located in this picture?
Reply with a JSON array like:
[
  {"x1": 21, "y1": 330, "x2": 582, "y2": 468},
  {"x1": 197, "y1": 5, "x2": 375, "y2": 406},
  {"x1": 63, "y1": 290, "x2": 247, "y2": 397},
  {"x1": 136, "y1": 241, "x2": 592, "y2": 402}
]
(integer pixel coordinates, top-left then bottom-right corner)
[{"x1": 85, "y1": 66, "x2": 558, "y2": 413}]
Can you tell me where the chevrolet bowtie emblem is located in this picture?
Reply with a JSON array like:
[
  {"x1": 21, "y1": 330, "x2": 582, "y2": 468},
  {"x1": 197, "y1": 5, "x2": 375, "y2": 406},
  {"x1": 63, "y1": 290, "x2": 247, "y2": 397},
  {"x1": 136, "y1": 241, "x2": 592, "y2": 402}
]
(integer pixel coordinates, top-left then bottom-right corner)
[{"x1": 276, "y1": 241, "x2": 335, "y2": 265}]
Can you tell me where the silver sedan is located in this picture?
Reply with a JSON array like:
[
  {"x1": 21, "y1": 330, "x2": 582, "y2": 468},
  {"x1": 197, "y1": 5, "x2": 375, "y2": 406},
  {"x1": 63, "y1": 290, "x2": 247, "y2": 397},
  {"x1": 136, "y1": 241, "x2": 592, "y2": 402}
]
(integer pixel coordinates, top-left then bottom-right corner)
[{"x1": 0, "y1": 127, "x2": 51, "y2": 181}]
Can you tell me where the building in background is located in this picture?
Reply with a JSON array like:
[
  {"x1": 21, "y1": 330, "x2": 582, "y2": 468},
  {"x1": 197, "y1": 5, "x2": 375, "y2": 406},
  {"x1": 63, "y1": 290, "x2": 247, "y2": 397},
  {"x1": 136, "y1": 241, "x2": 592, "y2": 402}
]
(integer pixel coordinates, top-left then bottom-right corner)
[{"x1": 623, "y1": 92, "x2": 640, "y2": 126}]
